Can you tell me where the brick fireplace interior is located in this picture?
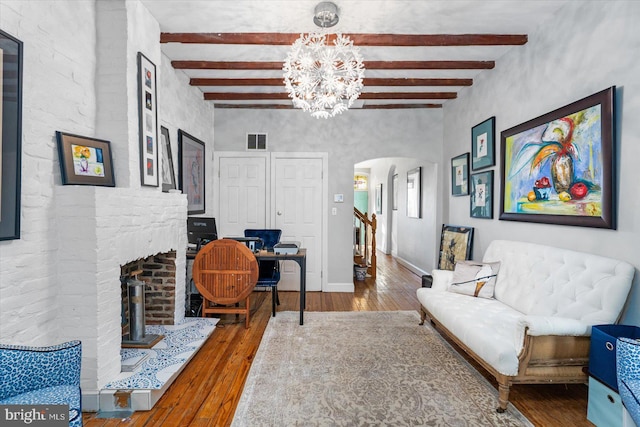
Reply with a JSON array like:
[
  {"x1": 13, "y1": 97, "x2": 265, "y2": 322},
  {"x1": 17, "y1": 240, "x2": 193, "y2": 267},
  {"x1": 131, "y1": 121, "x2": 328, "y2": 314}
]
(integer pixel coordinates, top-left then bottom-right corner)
[{"x1": 121, "y1": 251, "x2": 178, "y2": 338}]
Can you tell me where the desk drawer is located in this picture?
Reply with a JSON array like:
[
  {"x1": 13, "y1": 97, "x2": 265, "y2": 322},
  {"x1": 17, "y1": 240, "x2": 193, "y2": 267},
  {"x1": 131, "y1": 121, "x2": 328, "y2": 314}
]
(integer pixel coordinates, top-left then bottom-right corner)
[{"x1": 587, "y1": 376, "x2": 623, "y2": 427}]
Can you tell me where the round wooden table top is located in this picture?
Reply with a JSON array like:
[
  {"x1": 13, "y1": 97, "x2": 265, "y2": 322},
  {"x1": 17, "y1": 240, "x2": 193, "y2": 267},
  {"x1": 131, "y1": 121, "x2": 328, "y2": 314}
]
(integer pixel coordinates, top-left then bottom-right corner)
[{"x1": 192, "y1": 239, "x2": 259, "y2": 305}]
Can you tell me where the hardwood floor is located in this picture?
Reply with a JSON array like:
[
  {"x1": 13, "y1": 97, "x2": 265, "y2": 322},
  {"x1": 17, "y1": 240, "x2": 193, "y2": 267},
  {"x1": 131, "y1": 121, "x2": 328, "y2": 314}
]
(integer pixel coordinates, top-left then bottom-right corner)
[{"x1": 83, "y1": 253, "x2": 592, "y2": 426}]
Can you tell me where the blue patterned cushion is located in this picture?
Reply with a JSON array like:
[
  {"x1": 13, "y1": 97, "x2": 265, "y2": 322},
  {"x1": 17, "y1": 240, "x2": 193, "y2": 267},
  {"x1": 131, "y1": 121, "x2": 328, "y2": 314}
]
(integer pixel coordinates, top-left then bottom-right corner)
[
  {"x1": 0, "y1": 340, "x2": 82, "y2": 426},
  {"x1": 617, "y1": 337, "x2": 640, "y2": 426},
  {"x1": 0, "y1": 385, "x2": 82, "y2": 425}
]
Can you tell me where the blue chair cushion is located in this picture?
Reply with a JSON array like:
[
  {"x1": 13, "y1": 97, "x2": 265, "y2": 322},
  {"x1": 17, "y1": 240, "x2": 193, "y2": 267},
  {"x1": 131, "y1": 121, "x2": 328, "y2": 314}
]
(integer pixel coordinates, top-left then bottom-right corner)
[
  {"x1": 0, "y1": 340, "x2": 82, "y2": 427},
  {"x1": 0, "y1": 385, "x2": 82, "y2": 426},
  {"x1": 244, "y1": 229, "x2": 281, "y2": 250}
]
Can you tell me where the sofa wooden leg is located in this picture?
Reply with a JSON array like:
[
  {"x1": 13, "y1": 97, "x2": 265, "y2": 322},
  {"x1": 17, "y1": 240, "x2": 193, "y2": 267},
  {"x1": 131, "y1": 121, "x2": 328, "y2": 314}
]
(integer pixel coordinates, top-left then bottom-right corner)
[
  {"x1": 419, "y1": 306, "x2": 428, "y2": 325},
  {"x1": 496, "y1": 379, "x2": 510, "y2": 413}
]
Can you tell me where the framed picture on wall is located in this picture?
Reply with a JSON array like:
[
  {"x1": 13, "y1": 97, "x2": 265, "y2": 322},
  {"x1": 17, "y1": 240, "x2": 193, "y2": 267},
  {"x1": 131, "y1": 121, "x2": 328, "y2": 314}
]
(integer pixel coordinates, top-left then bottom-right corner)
[
  {"x1": 0, "y1": 30, "x2": 23, "y2": 240},
  {"x1": 438, "y1": 224, "x2": 474, "y2": 270},
  {"x1": 470, "y1": 170, "x2": 494, "y2": 219},
  {"x1": 407, "y1": 167, "x2": 421, "y2": 218},
  {"x1": 471, "y1": 116, "x2": 496, "y2": 170},
  {"x1": 178, "y1": 130, "x2": 206, "y2": 214},
  {"x1": 375, "y1": 183, "x2": 382, "y2": 214},
  {"x1": 137, "y1": 52, "x2": 159, "y2": 187},
  {"x1": 451, "y1": 153, "x2": 470, "y2": 196},
  {"x1": 392, "y1": 174, "x2": 398, "y2": 210},
  {"x1": 160, "y1": 126, "x2": 176, "y2": 192},
  {"x1": 55, "y1": 131, "x2": 116, "y2": 187},
  {"x1": 500, "y1": 87, "x2": 615, "y2": 229}
]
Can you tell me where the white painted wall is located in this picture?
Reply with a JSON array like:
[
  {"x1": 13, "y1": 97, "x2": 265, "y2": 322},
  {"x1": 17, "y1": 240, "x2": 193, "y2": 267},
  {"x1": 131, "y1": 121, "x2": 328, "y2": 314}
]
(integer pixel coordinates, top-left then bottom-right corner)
[
  {"x1": 0, "y1": 0, "x2": 215, "y2": 404},
  {"x1": 364, "y1": 157, "x2": 438, "y2": 275},
  {"x1": 213, "y1": 109, "x2": 444, "y2": 285},
  {"x1": 0, "y1": 0, "x2": 98, "y2": 344},
  {"x1": 442, "y1": 1, "x2": 640, "y2": 325}
]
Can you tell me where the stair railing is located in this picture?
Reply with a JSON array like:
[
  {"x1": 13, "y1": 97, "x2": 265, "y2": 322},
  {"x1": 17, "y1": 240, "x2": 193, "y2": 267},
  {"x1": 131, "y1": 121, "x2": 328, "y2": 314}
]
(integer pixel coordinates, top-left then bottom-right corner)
[{"x1": 353, "y1": 208, "x2": 377, "y2": 278}]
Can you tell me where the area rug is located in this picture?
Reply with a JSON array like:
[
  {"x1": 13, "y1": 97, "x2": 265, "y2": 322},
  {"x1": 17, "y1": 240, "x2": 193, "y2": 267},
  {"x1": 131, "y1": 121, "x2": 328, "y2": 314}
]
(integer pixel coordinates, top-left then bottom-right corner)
[{"x1": 232, "y1": 311, "x2": 532, "y2": 426}]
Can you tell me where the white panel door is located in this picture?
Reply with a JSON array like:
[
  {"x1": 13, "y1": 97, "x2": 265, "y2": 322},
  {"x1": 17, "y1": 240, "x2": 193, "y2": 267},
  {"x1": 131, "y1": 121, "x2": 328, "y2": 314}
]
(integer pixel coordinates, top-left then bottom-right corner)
[
  {"x1": 274, "y1": 157, "x2": 323, "y2": 291},
  {"x1": 218, "y1": 156, "x2": 267, "y2": 237}
]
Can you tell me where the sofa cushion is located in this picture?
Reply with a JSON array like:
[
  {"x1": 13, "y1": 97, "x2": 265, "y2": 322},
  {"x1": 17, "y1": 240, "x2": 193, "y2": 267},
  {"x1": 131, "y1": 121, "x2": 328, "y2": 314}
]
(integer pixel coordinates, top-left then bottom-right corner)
[
  {"x1": 448, "y1": 260, "x2": 500, "y2": 299},
  {"x1": 483, "y1": 240, "x2": 634, "y2": 324},
  {"x1": 417, "y1": 287, "x2": 525, "y2": 376}
]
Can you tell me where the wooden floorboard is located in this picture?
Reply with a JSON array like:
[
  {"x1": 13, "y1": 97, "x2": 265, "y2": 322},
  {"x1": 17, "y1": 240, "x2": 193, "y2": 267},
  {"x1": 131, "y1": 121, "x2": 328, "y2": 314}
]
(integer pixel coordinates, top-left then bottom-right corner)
[{"x1": 83, "y1": 253, "x2": 592, "y2": 427}]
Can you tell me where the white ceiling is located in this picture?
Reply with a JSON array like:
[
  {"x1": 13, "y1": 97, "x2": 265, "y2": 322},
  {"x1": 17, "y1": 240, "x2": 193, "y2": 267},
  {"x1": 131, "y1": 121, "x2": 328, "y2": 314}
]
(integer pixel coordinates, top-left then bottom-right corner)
[{"x1": 141, "y1": 0, "x2": 568, "y2": 109}]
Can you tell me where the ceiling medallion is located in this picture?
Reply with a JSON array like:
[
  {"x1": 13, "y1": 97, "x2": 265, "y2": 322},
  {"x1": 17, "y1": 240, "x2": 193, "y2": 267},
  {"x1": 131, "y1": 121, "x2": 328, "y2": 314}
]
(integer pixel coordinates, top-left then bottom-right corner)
[{"x1": 283, "y1": 2, "x2": 365, "y2": 119}]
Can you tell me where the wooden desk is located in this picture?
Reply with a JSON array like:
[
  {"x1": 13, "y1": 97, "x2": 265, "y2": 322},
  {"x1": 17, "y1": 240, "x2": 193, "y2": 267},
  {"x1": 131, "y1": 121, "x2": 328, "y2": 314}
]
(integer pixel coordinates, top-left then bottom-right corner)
[{"x1": 255, "y1": 249, "x2": 307, "y2": 325}]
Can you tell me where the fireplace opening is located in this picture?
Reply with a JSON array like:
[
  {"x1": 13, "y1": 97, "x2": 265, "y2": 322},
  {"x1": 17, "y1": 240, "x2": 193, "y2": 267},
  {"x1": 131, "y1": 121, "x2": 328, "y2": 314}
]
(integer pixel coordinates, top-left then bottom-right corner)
[{"x1": 120, "y1": 251, "x2": 177, "y2": 348}]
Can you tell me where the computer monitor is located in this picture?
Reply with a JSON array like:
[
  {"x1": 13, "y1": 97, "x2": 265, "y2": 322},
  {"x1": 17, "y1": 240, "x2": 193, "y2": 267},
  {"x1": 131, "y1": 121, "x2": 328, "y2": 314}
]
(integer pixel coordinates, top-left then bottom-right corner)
[{"x1": 187, "y1": 217, "x2": 218, "y2": 250}]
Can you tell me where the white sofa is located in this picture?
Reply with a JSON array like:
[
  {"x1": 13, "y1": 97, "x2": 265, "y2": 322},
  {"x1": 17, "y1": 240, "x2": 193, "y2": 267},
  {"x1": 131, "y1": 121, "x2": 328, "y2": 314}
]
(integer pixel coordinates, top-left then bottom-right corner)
[{"x1": 417, "y1": 240, "x2": 635, "y2": 412}]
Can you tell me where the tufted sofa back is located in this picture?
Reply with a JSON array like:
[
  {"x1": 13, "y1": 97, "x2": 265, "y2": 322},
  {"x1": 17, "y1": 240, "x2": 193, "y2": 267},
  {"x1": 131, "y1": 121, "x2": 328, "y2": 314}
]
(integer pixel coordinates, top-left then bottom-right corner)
[{"x1": 483, "y1": 240, "x2": 635, "y2": 324}]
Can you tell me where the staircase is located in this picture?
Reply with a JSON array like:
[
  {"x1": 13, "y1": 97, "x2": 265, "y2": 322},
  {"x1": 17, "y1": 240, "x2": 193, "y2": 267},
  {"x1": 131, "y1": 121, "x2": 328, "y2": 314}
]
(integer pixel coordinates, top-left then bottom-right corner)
[{"x1": 353, "y1": 208, "x2": 377, "y2": 278}]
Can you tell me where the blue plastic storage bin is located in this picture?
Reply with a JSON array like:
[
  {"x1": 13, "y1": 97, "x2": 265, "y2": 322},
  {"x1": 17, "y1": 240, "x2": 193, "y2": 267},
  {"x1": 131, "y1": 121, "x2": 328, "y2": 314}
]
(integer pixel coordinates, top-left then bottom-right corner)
[{"x1": 589, "y1": 324, "x2": 640, "y2": 392}]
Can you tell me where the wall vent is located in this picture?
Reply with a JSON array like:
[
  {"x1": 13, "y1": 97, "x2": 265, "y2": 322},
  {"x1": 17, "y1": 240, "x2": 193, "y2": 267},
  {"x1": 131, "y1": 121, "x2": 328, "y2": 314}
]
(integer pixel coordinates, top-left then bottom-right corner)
[{"x1": 247, "y1": 133, "x2": 267, "y2": 150}]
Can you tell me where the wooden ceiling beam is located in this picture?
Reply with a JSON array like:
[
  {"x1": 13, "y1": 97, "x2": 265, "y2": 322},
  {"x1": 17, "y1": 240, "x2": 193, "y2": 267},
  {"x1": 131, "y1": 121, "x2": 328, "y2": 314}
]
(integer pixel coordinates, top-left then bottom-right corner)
[
  {"x1": 361, "y1": 104, "x2": 443, "y2": 109},
  {"x1": 204, "y1": 93, "x2": 290, "y2": 100},
  {"x1": 214, "y1": 104, "x2": 295, "y2": 109},
  {"x1": 173, "y1": 60, "x2": 494, "y2": 70},
  {"x1": 191, "y1": 77, "x2": 472, "y2": 87},
  {"x1": 359, "y1": 92, "x2": 457, "y2": 100},
  {"x1": 213, "y1": 103, "x2": 443, "y2": 109},
  {"x1": 204, "y1": 92, "x2": 456, "y2": 101},
  {"x1": 161, "y1": 32, "x2": 527, "y2": 47}
]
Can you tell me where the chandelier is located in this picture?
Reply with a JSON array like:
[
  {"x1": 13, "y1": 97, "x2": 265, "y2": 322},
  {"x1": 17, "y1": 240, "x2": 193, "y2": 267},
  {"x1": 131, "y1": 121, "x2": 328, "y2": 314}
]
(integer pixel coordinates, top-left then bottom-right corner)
[{"x1": 283, "y1": 2, "x2": 365, "y2": 119}]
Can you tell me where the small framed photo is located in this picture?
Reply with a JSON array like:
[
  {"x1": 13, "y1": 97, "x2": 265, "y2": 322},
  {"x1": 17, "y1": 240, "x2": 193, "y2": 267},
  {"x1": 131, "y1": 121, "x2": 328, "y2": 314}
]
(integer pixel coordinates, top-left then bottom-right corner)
[
  {"x1": 55, "y1": 131, "x2": 115, "y2": 187},
  {"x1": 178, "y1": 130, "x2": 206, "y2": 214},
  {"x1": 470, "y1": 170, "x2": 494, "y2": 219},
  {"x1": 451, "y1": 153, "x2": 470, "y2": 196},
  {"x1": 438, "y1": 224, "x2": 474, "y2": 270},
  {"x1": 137, "y1": 52, "x2": 159, "y2": 187},
  {"x1": 160, "y1": 126, "x2": 177, "y2": 192},
  {"x1": 375, "y1": 183, "x2": 382, "y2": 214},
  {"x1": 471, "y1": 116, "x2": 496, "y2": 170}
]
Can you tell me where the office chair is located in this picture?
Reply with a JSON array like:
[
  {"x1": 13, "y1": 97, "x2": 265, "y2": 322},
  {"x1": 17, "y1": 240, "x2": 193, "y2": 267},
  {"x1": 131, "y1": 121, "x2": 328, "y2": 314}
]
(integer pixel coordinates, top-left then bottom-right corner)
[
  {"x1": 192, "y1": 239, "x2": 258, "y2": 328},
  {"x1": 244, "y1": 229, "x2": 282, "y2": 317}
]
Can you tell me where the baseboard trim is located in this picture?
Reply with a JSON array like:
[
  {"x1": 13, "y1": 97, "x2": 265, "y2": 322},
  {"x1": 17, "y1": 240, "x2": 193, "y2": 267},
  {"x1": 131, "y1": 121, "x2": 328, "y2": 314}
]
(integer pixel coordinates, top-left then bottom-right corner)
[
  {"x1": 82, "y1": 390, "x2": 100, "y2": 412},
  {"x1": 325, "y1": 282, "x2": 354, "y2": 293},
  {"x1": 395, "y1": 257, "x2": 429, "y2": 277}
]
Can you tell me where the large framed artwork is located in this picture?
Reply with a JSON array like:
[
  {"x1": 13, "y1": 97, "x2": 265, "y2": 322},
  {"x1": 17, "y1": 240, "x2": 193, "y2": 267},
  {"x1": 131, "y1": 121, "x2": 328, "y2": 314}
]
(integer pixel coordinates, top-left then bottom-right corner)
[
  {"x1": 392, "y1": 174, "x2": 398, "y2": 210},
  {"x1": 437, "y1": 224, "x2": 474, "y2": 271},
  {"x1": 160, "y1": 126, "x2": 176, "y2": 192},
  {"x1": 137, "y1": 52, "x2": 159, "y2": 187},
  {"x1": 471, "y1": 117, "x2": 495, "y2": 170},
  {"x1": 451, "y1": 153, "x2": 470, "y2": 196},
  {"x1": 55, "y1": 132, "x2": 115, "y2": 187},
  {"x1": 0, "y1": 30, "x2": 23, "y2": 240},
  {"x1": 500, "y1": 87, "x2": 615, "y2": 229},
  {"x1": 407, "y1": 167, "x2": 421, "y2": 218},
  {"x1": 470, "y1": 170, "x2": 493, "y2": 219},
  {"x1": 375, "y1": 183, "x2": 382, "y2": 214},
  {"x1": 178, "y1": 130, "x2": 205, "y2": 214}
]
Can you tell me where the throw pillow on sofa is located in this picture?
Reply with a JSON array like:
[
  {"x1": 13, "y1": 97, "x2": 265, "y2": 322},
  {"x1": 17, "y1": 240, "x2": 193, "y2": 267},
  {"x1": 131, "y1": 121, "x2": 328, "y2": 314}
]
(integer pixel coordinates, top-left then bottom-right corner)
[{"x1": 448, "y1": 260, "x2": 500, "y2": 298}]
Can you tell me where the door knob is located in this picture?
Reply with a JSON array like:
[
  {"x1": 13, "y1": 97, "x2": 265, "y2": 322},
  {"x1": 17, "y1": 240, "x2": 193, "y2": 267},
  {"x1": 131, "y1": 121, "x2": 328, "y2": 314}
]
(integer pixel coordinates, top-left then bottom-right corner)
[{"x1": 277, "y1": 211, "x2": 282, "y2": 215}]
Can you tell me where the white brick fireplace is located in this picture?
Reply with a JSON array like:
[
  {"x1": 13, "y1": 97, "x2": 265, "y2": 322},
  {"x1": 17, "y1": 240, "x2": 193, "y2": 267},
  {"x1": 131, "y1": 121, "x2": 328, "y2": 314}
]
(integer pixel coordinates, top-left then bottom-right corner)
[{"x1": 55, "y1": 186, "x2": 187, "y2": 410}]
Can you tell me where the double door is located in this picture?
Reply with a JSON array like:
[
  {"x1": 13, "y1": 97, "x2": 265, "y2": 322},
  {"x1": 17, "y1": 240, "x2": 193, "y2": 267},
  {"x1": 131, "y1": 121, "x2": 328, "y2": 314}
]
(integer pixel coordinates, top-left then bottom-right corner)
[{"x1": 215, "y1": 153, "x2": 325, "y2": 291}]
